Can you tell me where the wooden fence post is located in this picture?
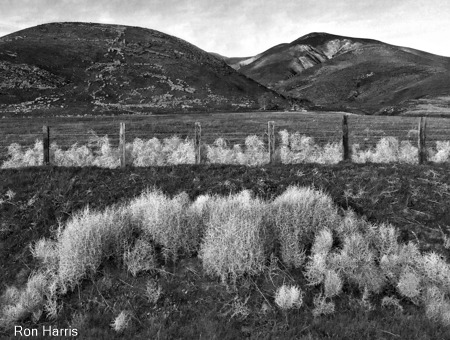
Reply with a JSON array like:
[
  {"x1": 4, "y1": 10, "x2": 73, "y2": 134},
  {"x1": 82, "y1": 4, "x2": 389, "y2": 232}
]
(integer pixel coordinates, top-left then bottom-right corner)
[
  {"x1": 418, "y1": 117, "x2": 427, "y2": 164},
  {"x1": 268, "y1": 121, "x2": 275, "y2": 164},
  {"x1": 42, "y1": 125, "x2": 50, "y2": 166},
  {"x1": 119, "y1": 122, "x2": 126, "y2": 168},
  {"x1": 342, "y1": 115, "x2": 351, "y2": 162},
  {"x1": 195, "y1": 122, "x2": 201, "y2": 164}
]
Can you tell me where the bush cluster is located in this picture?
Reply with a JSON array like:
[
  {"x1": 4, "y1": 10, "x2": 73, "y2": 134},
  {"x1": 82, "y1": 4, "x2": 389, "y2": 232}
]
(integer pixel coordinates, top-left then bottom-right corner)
[
  {"x1": 3, "y1": 131, "x2": 450, "y2": 168},
  {"x1": 3, "y1": 186, "x2": 450, "y2": 329}
]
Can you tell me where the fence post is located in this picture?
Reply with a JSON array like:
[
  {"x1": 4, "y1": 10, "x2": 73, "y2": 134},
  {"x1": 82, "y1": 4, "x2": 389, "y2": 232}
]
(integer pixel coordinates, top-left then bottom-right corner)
[
  {"x1": 342, "y1": 115, "x2": 351, "y2": 162},
  {"x1": 42, "y1": 125, "x2": 50, "y2": 166},
  {"x1": 268, "y1": 121, "x2": 275, "y2": 164},
  {"x1": 119, "y1": 122, "x2": 126, "y2": 168},
  {"x1": 195, "y1": 122, "x2": 201, "y2": 164},
  {"x1": 418, "y1": 117, "x2": 427, "y2": 164}
]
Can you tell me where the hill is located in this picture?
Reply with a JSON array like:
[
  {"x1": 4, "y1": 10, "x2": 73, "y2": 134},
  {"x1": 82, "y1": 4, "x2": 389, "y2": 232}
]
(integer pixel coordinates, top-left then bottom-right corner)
[
  {"x1": 222, "y1": 32, "x2": 450, "y2": 114},
  {"x1": 0, "y1": 22, "x2": 283, "y2": 115}
]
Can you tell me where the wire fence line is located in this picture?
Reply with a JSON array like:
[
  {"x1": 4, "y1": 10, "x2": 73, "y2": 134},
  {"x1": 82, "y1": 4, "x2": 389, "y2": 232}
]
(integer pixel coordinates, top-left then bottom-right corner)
[{"x1": 0, "y1": 112, "x2": 449, "y2": 165}]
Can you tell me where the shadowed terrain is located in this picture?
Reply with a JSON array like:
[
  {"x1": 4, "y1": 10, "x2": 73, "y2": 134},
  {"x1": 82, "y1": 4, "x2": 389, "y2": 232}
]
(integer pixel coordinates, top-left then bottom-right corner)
[{"x1": 0, "y1": 22, "x2": 283, "y2": 115}]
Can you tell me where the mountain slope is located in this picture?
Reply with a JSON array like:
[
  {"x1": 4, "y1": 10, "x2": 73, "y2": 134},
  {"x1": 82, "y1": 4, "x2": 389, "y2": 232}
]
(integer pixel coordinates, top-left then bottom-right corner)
[
  {"x1": 0, "y1": 22, "x2": 283, "y2": 115},
  {"x1": 224, "y1": 32, "x2": 450, "y2": 114}
]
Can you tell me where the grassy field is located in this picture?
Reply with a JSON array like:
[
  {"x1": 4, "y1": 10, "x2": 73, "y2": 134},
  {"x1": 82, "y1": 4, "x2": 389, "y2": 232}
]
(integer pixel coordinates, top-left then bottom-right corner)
[
  {"x1": 2, "y1": 112, "x2": 450, "y2": 163},
  {"x1": 1, "y1": 162, "x2": 450, "y2": 339}
]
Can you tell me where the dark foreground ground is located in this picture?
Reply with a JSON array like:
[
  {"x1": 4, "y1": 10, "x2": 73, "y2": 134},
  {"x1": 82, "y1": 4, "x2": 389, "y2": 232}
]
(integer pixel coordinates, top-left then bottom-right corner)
[{"x1": 1, "y1": 163, "x2": 450, "y2": 339}]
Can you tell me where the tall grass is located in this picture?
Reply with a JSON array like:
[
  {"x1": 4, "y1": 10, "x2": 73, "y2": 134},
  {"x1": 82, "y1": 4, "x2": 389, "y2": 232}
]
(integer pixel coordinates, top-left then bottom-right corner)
[{"x1": 3, "y1": 130, "x2": 450, "y2": 168}]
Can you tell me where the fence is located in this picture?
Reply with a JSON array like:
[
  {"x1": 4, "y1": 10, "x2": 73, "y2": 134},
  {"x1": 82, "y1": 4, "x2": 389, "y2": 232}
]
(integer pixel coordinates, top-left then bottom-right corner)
[{"x1": 14, "y1": 115, "x2": 434, "y2": 167}]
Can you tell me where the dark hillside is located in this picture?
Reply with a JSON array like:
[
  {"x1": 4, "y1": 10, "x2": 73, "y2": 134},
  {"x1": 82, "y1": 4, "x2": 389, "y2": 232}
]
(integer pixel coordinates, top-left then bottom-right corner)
[{"x1": 0, "y1": 22, "x2": 283, "y2": 115}]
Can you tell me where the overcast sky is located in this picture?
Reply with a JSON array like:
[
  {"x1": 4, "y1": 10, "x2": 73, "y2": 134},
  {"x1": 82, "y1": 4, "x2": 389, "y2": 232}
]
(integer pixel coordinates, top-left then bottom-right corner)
[{"x1": 1, "y1": 0, "x2": 449, "y2": 57}]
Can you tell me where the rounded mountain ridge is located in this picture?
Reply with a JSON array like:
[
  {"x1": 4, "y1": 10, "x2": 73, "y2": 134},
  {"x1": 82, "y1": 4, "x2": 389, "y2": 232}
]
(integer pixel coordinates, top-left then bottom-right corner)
[{"x1": 0, "y1": 22, "x2": 281, "y2": 114}]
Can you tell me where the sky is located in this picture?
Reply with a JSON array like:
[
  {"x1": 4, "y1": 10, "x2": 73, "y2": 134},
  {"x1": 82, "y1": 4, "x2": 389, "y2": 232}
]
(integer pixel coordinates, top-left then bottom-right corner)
[{"x1": 1, "y1": 0, "x2": 449, "y2": 57}]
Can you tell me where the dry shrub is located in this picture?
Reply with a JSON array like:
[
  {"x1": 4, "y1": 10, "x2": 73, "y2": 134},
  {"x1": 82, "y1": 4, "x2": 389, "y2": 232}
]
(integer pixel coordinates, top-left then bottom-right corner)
[
  {"x1": 111, "y1": 310, "x2": 132, "y2": 333},
  {"x1": 397, "y1": 268, "x2": 422, "y2": 300},
  {"x1": 312, "y1": 294, "x2": 335, "y2": 317},
  {"x1": 381, "y1": 296, "x2": 403, "y2": 313},
  {"x1": 198, "y1": 190, "x2": 267, "y2": 284},
  {"x1": 353, "y1": 138, "x2": 418, "y2": 164},
  {"x1": 1, "y1": 140, "x2": 43, "y2": 168},
  {"x1": 271, "y1": 186, "x2": 340, "y2": 268},
  {"x1": 274, "y1": 284, "x2": 304, "y2": 310},
  {"x1": 419, "y1": 252, "x2": 450, "y2": 293},
  {"x1": 324, "y1": 270, "x2": 343, "y2": 298},
  {"x1": 432, "y1": 141, "x2": 450, "y2": 163},
  {"x1": 129, "y1": 190, "x2": 199, "y2": 261},
  {"x1": 278, "y1": 130, "x2": 341, "y2": 164},
  {"x1": 30, "y1": 238, "x2": 59, "y2": 271},
  {"x1": 0, "y1": 270, "x2": 57, "y2": 329},
  {"x1": 56, "y1": 205, "x2": 135, "y2": 292},
  {"x1": 330, "y1": 232, "x2": 386, "y2": 294},
  {"x1": 52, "y1": 143, "x2": 95, "y2": 166},
  {"x1": 207, "y1": 138, "x2": 240, "y2": 164},
  {"x1": 145, "y1": 279, "x2": 162, "y2": 304},
  {"x1": 123, "y1": 237, "x2": 157, "y2": 276}
]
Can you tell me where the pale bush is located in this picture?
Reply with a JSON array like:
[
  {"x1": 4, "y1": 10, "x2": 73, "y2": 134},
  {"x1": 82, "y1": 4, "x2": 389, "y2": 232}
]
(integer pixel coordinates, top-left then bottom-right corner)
[
  {"x1": 278, "y1": 130, "x2": 341, "y2": 164},
  {"x1": 56, "y1": 205, "x2": 135, "y2": 292},
  {"x1": 335, "y1": 208, "x2": 371, "y2": 238},
  {"x1": 129, "y1": 190, "x2": 198, "y2": 261},
  {"x1": 311, "y1": 228, "x2": 334, "y2": 256},
  {"x1": 305, "y1": 253, "x2": 327, "y2": 286},
  {"x1": 0, "y1": 270, "x2": 57, "y2": 328},
  {"x1": 165, "y1": 137, "x2": 195, "y2": 164},
  {"x1": 324, "y1": 269, "x2": 343, "y2": 298},
  {"x1": 397, "y1": 268, "x2": 422, "y2": 300},
  {"x1": 419, "y1": 252, "x2": 450, "y2": 293},
  {"x1": 123, "y1": 237, "x2": 156, "y2": 276},
  {"x1": 242, "y1": 135, "x2": 268, "y2": 166},
  {"x1": 30, "y1": 238, "x2": 59, "y2": 271},
  {"x1": 316, "y1": 143, "x2": 342, "y2": 164},
  {"x1": 207, "y1": 138, "x2": 240, "y2": 164},
  {"x1": 52, "y1": 143, "x2": 95, "y2": 166},
  {"x1": 380, "y1": 242, "x2": 421, "y2": 284},
  {"x1": 198, "y1": 190, "x2": 267, "y2": 284},
  {"x1": 398, "y1": 141, "x2": 418, "y2": 163},
  {"x1": 381, "y1": 296, "x2": 403, "y2": 313},
  {"x1": 353, "y1": 138, "x2": 418, "y2": 164},
  {"x1": 305, "y1": 229, "x2": 334, "y2": 286},
  {"x1": 131, "y1": 137, "x2": 164, "y2": 166},
  {"x1": 330, "y1": 232, "x2": 385, "y2": 293},
  {"x1": 432, "y1": 141, "x2": 450, "y2": 163},
  {"x1": 186, "y1": 194, "x2": 213, "y2": 246},
  {"x1": 367, "y1": 223, "x2": 400, "y2": 260},
  {"x1": 424, "y1": 285, "x2": 447, "y2": 322},
  {"x1": 271, "y1": 186, "x2": 340, "y2": 268},
  {"x1": 92, "y1": 137, "x2": 120, "y2": 168},
  {"x1": 145, "y1": 279, "x2": 162, "y2": 304},
  {"x1": 0, "y1": 286, "x2": 20, "y2": 306},
  {"x1": 111, "y1": 310, "x2": 131, "y2": 333},
  {"x1": 1, "y1": 140, "x2": 43, "y2": 168},
  {"x1": 312, "y1": 294, "x2": 335, "y2": 317},
  {"x1": 274, "y1": 284, "x2": 304, "y2": 310}
]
